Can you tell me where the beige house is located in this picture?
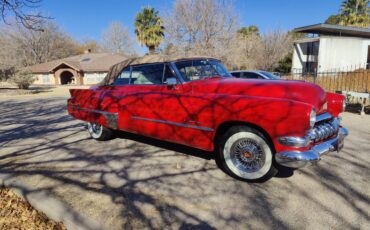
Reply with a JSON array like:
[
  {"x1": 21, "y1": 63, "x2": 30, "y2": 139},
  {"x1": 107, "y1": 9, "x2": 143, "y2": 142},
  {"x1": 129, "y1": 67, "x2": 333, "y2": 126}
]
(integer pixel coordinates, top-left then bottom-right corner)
[{"x1": 29, "y1": 52, "x2": 127, "y2": 85}]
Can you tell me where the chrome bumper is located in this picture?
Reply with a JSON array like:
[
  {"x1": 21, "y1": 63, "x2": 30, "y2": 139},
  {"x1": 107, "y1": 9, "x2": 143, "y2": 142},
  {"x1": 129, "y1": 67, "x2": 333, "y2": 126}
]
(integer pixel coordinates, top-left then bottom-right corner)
[{"x1": 275, "y1": 127, "x2": 349, "y2": 168}]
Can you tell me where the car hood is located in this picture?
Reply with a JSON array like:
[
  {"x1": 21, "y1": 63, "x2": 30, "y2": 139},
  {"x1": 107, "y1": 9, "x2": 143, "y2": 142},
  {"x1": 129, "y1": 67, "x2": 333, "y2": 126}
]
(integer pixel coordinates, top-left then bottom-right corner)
[{"x1": 190, "y1": 78, "x2": 327, "y2": 111}]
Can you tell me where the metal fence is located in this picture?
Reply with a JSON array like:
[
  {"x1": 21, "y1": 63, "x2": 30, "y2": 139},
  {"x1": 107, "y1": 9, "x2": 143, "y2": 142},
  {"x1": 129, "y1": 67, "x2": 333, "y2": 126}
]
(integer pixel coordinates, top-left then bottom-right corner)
[{"x1": 282, "y1": 68, "x2": 370, "y2": 93}]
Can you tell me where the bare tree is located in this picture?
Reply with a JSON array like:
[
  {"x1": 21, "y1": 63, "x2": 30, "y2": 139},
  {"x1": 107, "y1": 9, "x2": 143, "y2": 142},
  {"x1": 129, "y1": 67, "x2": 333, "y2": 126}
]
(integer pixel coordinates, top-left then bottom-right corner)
[
  {"x1": 101, "y1": 21, "x2": 136, "y2": 56},
  {"x1": 0, "y1": 22, "x2": 79, "y2": 68},
  {"x1": 251, "y1": 30, "x2": 293, "y2": 71},
  {"x1": 163, "y1": 0, "x2": 239, "y2": 67},
  {"x1": 0, "y1": 0, "x2": 48, "y2": 30}
]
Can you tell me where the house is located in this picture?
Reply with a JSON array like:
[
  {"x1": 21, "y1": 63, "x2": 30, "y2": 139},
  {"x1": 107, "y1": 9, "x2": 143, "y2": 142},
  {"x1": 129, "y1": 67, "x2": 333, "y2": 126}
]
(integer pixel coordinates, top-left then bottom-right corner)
[
  {"x1": 29, "y1": 52, "x2": 127, "y2": 85},
  {"x1": 292, "y1": 23, "x2": 370, "y2": 73}
]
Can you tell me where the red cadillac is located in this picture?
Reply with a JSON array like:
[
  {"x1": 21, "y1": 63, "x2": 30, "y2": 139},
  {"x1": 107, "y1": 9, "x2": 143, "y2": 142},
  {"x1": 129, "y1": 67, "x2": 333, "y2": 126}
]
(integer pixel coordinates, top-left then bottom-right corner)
[{"x1": 68, "y1": 56, "x2": 348, "y2": 182}]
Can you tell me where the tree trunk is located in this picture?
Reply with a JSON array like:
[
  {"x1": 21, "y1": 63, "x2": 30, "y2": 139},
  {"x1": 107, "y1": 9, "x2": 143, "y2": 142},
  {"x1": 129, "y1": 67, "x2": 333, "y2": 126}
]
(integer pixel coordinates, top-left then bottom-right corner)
[{"x1": 148, "y1": 45, "x2": 156, "y2": 54}]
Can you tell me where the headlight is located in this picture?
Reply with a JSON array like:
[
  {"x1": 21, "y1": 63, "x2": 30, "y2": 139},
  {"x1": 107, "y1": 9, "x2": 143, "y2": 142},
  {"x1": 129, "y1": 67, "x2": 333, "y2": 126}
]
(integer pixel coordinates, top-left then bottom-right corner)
[{"x1": 310, "y1": 109, "x2": 316, "y2": 128}]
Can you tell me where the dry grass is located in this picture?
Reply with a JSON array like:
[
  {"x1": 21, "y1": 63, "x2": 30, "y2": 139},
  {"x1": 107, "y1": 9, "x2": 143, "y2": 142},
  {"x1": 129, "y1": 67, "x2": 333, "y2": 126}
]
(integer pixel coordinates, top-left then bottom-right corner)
[
  {"x1": 0, "y1": 187, "x2": 66, "y2": 230},
  {"x1": 284, "y1": 70, "x2": 370, "y2": 93},
  {"x1": 0, "y1": 83, "x2": 90, "y2": 98}
]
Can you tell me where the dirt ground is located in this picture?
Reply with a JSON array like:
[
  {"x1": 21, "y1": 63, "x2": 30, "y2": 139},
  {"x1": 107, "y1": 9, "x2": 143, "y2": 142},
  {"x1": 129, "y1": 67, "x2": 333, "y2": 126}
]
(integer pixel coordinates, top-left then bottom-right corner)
[
  {"x1": 0, "y1": 97, "x2": 369, "y2": 229},
  {"x1": 0, "y1": 187, "x2": 66, "y2": 230}
]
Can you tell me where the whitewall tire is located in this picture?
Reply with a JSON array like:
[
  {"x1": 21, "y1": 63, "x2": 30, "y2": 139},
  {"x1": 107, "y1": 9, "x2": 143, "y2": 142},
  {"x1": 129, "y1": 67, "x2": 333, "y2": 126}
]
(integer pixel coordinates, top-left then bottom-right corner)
[
  {"x1": 217, "y1": 126, "x2": 278, "y2": 182},
  {"x1": 87, "y1": 122, "x2": 114, "y2": 141}
]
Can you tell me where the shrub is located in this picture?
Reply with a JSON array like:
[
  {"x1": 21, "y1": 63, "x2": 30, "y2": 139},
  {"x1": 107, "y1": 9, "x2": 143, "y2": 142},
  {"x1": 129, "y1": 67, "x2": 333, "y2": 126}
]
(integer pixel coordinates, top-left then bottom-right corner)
[{"x1": 10, "y1": 69, "x2": 35, "y2": 89}]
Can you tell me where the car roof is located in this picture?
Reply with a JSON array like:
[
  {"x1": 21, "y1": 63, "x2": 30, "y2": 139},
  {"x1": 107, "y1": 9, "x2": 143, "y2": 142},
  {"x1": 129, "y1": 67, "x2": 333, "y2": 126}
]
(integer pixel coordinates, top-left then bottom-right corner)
[{"x1": 101, "y1": 55, "x2": 220, "y2": 85}]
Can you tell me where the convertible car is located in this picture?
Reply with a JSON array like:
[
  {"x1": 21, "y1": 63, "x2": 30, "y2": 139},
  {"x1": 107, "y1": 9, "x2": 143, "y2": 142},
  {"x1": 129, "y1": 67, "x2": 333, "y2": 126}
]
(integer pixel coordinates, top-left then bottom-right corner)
[{"x1": 67, "y1": 55, "x2": 348, "y2": 182}]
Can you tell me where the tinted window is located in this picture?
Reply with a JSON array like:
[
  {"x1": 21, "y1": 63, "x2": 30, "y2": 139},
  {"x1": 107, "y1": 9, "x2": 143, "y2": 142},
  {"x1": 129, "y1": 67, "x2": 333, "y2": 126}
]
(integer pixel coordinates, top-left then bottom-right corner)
[
  {"x1": 231, "y1": 72, "x2": 241, "y2": 78},
  {"x1": 260, "y1": 71, "x2": 280, "y2": 79},
  {"x1": 131, "y1": 64, "x2": 164, "y2": 85},
  {"x1": 242, "y1": 72, "x2": 263, "y2": 79},
  {"x1": 113, "y1": 67, "x2": 131, "y2": 85}
]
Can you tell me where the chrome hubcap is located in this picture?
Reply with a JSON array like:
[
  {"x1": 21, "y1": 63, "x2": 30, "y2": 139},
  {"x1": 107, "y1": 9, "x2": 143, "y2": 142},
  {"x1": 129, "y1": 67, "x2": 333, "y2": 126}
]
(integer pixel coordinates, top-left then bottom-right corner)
[
  {"x1": 89, "y1": 123, "x2": 101, "y2": 134},
  {"x1": 230, "y1": 138, "x2": 266, "y2": 173}
]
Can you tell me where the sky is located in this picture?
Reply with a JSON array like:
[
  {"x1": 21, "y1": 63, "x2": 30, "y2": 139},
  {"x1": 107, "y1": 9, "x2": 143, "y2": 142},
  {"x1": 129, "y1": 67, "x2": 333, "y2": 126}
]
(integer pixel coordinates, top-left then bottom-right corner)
[{"x1": 37, "y1": 0, "x2": 343, "y2": 54}]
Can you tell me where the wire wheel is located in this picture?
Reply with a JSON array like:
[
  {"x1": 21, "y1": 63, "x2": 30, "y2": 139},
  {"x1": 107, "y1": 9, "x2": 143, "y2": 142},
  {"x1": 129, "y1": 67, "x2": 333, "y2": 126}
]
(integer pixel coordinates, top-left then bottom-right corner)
[
  {"x1": 87, "y1": 122, "x2": 103, "y2": 139},
  {"x1": 230, "y1": 138, "x2": 266, "y2": 173}
]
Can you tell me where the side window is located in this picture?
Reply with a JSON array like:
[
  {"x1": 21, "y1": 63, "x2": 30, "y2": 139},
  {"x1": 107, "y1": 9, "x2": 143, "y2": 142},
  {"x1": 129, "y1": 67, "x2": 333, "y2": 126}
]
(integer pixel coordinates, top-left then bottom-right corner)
[
  {"x1": 131, "y1": 64, "x2": 164, "y2": 85},
  {"x1": 163, "y1": 64, "x2": 176, "y2": 83},
  {"x1": 113, "y1": 67, "x2": 131, "y2": 85},
  {"x1": 231, "y1": 72, "x2": 241, "y2": 78},
  {"x1": 243, "y1": 72, "x2": 262, "y2": 79}
]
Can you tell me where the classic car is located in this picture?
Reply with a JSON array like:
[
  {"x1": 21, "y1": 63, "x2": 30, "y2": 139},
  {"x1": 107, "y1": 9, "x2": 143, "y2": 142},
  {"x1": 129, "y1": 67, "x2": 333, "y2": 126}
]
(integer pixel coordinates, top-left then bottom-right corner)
[{"x1": 67, "y1": 55, "x2": 348, "y2": 182}]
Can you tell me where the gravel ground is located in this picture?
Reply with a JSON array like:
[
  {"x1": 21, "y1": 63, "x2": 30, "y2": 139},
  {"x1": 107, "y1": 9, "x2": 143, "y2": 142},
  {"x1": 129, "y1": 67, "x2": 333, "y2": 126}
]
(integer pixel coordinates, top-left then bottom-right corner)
[{"x1": 0, "y1": 97, "x2": 369, "y2": 230}]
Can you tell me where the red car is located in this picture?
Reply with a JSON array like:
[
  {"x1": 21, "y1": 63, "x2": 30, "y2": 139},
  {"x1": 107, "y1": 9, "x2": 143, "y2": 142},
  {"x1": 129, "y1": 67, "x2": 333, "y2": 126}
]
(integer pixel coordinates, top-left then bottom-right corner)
[{"x1": 68, "y1": 56, "x2": 348, "y2": 182}]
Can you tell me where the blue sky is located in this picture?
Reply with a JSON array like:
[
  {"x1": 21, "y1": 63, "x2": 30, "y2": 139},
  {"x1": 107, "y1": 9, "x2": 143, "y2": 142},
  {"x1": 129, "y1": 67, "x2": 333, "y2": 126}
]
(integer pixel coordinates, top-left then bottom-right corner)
[{"x1": 39, "y1": 0, "x2": 343, "y2": 53}]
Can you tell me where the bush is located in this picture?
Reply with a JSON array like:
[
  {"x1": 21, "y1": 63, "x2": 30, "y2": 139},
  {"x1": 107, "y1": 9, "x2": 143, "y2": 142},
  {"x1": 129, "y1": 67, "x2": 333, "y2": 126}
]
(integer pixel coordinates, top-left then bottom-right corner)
[{"x1": 10, "y1": 69, "x2": 35, "y2": 89}]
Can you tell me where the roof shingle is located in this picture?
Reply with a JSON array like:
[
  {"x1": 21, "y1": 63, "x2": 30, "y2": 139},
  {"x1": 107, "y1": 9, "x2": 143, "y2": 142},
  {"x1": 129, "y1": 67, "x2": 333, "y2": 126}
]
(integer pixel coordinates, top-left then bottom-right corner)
[{"x1": 29, "y1": 53, "x2": 128, "y2": 73}]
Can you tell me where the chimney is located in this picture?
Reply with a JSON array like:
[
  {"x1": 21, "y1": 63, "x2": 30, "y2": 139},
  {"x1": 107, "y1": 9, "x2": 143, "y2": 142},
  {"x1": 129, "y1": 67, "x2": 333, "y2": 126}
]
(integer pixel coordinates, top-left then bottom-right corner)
[{"x1": 84, "y1": 49, "x2": 92, "y2": 54}]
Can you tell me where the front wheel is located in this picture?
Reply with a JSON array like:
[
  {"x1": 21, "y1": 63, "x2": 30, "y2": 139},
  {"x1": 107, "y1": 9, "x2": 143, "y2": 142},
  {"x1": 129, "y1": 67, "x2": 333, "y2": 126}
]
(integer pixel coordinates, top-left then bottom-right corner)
[
  {"x1": 217, "y1": 126, "x2": 278, "y2": 182},
  {"x1": 87, "y1": 122, "x2": 114, "y2": 141}
]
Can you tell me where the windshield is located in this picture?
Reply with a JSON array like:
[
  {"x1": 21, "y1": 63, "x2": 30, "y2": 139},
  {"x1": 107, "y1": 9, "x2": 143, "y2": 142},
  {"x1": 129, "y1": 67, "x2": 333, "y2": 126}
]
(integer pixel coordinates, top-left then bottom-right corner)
[
  {"x1": 174, "y1": 59, "x2": 232, "y2": 82},
  {"x1": 260, "y1": 71, "x2": 280, "y2": 80}
]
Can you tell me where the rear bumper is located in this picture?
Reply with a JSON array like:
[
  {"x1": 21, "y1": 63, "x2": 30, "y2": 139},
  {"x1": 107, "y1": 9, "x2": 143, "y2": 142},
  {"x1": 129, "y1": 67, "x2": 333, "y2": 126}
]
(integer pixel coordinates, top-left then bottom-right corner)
[{"x1": 275, "y1": 127, "x2": 348, "y2": 168}]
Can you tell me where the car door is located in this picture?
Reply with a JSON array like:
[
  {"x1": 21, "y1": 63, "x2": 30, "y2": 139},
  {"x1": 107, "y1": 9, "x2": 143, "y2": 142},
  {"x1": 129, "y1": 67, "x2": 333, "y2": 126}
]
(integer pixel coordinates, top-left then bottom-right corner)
[{"x1": 118, "y1": 63, "x2": 189, "y2": 142}]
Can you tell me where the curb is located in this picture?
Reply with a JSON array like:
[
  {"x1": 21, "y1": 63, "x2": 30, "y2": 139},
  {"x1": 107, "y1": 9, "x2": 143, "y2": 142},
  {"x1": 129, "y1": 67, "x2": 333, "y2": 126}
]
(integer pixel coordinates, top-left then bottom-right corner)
[{"x1": 0, "y1": 174, "x2": 106, "y2": 230}]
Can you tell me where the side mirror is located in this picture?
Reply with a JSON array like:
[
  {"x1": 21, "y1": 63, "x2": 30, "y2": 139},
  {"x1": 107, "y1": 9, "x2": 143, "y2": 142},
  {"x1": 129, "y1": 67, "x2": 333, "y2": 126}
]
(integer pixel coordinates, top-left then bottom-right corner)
[{"x1": 166, "y1": 77, "x2": 177, "y2": 85}]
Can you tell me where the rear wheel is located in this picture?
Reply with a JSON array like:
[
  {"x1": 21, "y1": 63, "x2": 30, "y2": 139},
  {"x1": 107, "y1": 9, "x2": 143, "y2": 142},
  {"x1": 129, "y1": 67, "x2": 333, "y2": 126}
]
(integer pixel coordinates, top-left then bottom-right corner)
[
  {"x1": 87, "y1": 122, "x2": 114, "y2": 141},
  {"x1": 217, "y1": 126, "x2": 278, "y2": 182}
]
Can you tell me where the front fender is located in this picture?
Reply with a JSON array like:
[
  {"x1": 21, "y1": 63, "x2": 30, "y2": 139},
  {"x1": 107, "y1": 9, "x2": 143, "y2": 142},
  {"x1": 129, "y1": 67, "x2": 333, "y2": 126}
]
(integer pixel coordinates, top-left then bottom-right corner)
[{"x1": 208, "y1": 95, "x2": 314, "y2": 152}]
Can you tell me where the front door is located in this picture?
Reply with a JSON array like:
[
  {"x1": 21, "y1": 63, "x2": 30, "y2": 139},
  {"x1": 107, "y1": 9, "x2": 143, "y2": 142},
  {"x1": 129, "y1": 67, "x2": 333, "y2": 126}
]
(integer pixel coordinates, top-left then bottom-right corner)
[{"x1": 118, "y1": 63, "x2": 188, "y2": 142}]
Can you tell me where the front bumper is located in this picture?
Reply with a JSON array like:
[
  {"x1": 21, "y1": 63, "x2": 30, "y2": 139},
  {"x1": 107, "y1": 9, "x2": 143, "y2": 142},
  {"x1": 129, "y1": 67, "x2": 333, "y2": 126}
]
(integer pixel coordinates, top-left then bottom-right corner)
[{"x1": 275, "y1": 127, "x2": 349, "y2": 168}]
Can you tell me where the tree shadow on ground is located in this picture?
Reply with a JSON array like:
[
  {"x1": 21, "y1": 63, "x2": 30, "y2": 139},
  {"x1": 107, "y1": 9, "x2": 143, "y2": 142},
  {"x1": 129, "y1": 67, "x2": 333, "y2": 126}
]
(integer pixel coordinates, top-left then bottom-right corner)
[{"x1": 0, "y1": 98, "x2": 369, "y2": 229}]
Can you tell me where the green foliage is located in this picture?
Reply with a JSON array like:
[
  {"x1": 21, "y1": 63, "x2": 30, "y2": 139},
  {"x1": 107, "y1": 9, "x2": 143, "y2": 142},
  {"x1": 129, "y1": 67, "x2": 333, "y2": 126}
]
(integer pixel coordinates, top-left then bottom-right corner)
[
  {"x1": 0, "y1": 68, "x2": 15, "y2": 82},
  {"x1": 237, "y1": 25, "x2": 260, "y2": 38},
  {"x1": 10, "y1": 68, "x2": 35, "y2": 89},
  {"x1": 325, "y1": 0, "x2": 370, "y2": 27},
  {"x1": 325, "y1": 15, "x2": 343, "y2": 25},
  {"x1": 134, "y1": 7, "x2": 165, "y2": 54},
  {"x1": 274, "y1": 52, "x2": 293, "y2": 73}
]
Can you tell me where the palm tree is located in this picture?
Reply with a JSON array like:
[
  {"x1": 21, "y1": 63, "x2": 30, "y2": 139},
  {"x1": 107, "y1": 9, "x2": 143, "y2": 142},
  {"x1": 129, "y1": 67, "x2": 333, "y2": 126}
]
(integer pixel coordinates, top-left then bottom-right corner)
[
  {"x1": 339, "y1": 0, "x2": 370, "y2": 27},
  {"x1": 134, "y1": 7, "x2": 164, "y2": 54}
]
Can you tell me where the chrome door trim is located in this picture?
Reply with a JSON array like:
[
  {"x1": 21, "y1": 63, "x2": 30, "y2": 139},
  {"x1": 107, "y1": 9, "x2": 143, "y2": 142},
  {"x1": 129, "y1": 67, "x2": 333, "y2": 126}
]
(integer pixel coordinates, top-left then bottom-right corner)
[
  {"x1": 72, "y1": 106, "x2": 118, "y2": 129},
  {"x1": 131, "y1": 116, "x2": 214, "y2": 132}
]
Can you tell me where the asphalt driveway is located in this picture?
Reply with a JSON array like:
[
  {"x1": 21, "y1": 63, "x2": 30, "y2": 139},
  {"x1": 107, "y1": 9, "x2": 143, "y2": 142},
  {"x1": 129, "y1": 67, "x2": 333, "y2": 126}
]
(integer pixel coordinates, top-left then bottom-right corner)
[{"x1": 0, "y1": 97, "x2": 369, "y2": 229}]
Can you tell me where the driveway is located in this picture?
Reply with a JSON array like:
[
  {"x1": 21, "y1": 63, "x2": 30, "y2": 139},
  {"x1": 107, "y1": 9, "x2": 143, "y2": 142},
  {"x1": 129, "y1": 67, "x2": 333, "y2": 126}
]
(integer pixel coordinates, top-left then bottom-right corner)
[{"x1": 0, "y1": 97, "x2": 369, "y2": 229}]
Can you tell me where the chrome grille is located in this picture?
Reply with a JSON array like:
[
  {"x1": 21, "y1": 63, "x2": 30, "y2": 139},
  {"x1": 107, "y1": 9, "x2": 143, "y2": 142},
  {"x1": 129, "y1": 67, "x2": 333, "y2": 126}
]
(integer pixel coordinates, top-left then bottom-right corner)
[{"x1": 307, "y1": 117, "x2": 339, "y2": 143}]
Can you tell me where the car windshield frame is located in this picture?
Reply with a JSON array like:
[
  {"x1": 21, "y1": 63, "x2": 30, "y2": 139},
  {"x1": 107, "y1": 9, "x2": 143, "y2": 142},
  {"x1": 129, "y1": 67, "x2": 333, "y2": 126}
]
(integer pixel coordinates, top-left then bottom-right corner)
[{"x1": 173, "y1": 59, "x2": 232, "y2": 82}]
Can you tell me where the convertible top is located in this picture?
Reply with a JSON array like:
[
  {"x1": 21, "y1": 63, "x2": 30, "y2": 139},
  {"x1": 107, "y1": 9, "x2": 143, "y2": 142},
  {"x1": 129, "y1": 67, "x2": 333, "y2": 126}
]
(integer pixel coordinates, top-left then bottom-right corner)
[{"x1": 101, "y1": 54, "x2": 218, "y2": 85}]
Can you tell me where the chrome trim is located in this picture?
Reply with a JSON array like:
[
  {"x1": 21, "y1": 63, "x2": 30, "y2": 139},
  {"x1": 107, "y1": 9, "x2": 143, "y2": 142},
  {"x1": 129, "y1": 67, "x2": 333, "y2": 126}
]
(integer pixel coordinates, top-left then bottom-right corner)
[
  {"x1": 316, "y1": 112, "x2": 332, "y2": 123},
  {"x1": 71, "y1": 106, "x2": 118, "y2": 129},
  {"x1": 278, "y1": 136, "x2": 311, "y2": 148},
  {"x1": 131, "y1": 116, "x2": 214, "y2": 132},
  {"x1": 275, "y1": 127, "x2": 348, "y2": 168},
  {"x1": 278, "y1": 117, "x2": 339, "y2": 147}
]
